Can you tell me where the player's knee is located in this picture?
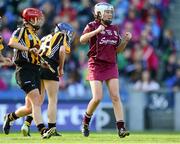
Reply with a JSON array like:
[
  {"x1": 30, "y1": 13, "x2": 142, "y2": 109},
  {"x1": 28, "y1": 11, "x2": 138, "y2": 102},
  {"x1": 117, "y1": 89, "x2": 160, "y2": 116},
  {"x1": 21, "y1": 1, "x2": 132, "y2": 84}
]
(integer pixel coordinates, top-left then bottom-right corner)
[
  {"x1": 39, "y1": 96, "x2": 44, "y2": 105},
  {"x1": 30, "y1": 95, "x2": 43, "y2": 107},
  {"x1": 34, "y1": 99, "x2": 42, "y2": 107},
  {"x1": 49, "y1": 97, "x2": 58, "y2": 104},
  {"x1": 111, "y1": 94, "x2": 120, "y2": 103}
]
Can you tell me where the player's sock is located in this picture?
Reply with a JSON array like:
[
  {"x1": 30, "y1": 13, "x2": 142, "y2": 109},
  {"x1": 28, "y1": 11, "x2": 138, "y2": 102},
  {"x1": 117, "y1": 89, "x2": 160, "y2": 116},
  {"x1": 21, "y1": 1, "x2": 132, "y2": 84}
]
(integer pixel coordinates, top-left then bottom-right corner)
[
  {"x1": 48, "y1": 123, "x2": 56, "y2": 129},
  {"x1": 37, "y1": 123, "x2": 46, "y2": 135},
  {"x1": 116, "y1": 120, "x2": 129, "y2": 138},
  {"x1": 48, "y1": 123, "x2": 62, "y2": 136},
  {"x1": 82, "y1": 112, "x2": 91, "y2": 137},
  {"x1": 116, "y1": 120, "x2": 125, "y2": 129},
  {"x1": 24, "y1": 115, "x2": 33, "y2": 126},
  {"x1": 83, "y1": 112, "x2": 92, "y2": 125},
  {"x1": 8, "y1": 112, "x2": 19, "y2": 121}
]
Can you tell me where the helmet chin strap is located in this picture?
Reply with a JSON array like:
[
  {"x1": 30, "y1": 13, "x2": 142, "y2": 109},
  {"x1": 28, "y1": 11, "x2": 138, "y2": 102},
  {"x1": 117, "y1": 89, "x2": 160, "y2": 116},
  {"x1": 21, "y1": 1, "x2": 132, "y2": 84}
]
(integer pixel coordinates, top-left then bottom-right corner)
[
  {"x1": 26, "y1": 21, "x2": 40, "y2": 31},
  {"x1": 33, "y1": 25, "x2": 40, "y2": 30},
  {"x1": 102, "y1": 19, "x2": 112, "y2": 25},
  {"x1": 26, "y1": 18, "x2": 42, "y2": 31}
]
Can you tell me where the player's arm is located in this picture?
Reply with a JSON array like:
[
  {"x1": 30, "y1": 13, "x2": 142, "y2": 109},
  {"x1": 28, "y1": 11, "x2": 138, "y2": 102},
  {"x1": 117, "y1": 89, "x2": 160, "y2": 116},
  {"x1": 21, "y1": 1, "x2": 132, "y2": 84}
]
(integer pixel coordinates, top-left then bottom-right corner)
[
  {"x1": 116, "y1": 32, "x2": 132, "y2": 53},
  {"x1": 8, "y1": 39, "x2": 29, "y2": 51},
  {"x1": 0, "y1": 52, "x2": 7, "y2": 62},
  {"x1": 0, "y1": 56, "x2": 12, "y2": 66},
  {"x1": 80, "y1": 25, "x2": 105, "y2": 44},
  {"x1": 8, "y1": 28, "x2": 33, "y2": 52},
  {"x1": 0, "y1": 37, "x2": 13, "y2": 66},
  {"x1": 8, "y1": 36, "x2": 39, "y2": 55},
  {"x1": 58, "y1": 45, "x2": 66, "y2": 77},
  {"x1": 0, "y1": 36, "x2": 4, "y2": 61},
  {"x1": 0, "y1": 51, "x2": 13, "y2": 66},
  {"x1": 0, "y1": 36, "x2": 4, "y2": 51},
  {"x1": 0, "y1": 51, "x2": 4, "y2": 61}
]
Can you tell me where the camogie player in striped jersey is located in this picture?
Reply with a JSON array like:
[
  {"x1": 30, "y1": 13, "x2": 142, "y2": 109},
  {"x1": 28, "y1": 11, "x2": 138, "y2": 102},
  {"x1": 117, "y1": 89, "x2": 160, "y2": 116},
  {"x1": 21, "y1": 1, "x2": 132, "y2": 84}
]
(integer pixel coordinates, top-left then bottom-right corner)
[
  {"x1": 21, "y1": 22, "x2": 75, "y2": 136},
  {"x1": 3, "y1": 8, "x2": 56, "y2": 139},
  {"x1": 0, "y1": 35, "x2": 12, "y2": 66},
  {"x1": 0, "y1": 16, "x2": 12, "y2": 66}
]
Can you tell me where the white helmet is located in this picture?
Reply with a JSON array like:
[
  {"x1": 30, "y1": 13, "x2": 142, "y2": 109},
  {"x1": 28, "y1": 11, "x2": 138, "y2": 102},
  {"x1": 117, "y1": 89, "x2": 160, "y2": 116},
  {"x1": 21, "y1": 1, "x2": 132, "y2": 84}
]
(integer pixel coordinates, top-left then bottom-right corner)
[{"x1": 94, "y1": 2, "x2": 114, "y2": 19}]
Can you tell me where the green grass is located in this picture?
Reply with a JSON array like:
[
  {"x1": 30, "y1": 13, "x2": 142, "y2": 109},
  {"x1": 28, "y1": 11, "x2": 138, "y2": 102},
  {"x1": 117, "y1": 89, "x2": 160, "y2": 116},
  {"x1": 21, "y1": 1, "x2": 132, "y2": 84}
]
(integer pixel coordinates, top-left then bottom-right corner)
[{"x1": 0, "y1": 132, "x2": 180, "y2": 144}]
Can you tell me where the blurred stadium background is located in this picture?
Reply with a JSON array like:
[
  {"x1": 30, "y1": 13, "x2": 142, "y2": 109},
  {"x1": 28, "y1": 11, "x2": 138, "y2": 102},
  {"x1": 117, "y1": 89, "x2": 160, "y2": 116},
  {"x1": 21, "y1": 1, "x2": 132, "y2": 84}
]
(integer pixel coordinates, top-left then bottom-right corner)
[{"x1": 0, "y1": 0, "x2": 180, "y2": 133}]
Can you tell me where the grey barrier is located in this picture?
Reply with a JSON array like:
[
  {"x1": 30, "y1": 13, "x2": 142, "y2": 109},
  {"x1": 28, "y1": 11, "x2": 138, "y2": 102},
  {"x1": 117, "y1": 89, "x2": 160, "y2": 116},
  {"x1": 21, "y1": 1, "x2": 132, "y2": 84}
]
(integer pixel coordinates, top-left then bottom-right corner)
[
  {"x1": 129, "y1": 90, "x2": 180, "y2": 131},
  {"x1": 174, "y1": 92, "x2": 180, "y2": 131},
  {"x1": 128, "y1": 90, "x2": 146, "y2": 131}
]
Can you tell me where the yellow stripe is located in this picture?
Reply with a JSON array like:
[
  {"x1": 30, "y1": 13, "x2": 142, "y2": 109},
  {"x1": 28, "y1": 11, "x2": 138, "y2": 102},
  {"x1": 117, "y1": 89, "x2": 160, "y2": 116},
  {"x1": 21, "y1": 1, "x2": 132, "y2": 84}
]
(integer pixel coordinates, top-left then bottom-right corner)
[
  {"x1": 25, "y1": 29, "x2": 35, "y2": 63},
  {"x1": 0, "y1": 44, "x2": 4, "y2": 50},
  {"x1": 63, "y1": 34, "x2": 71, "y2": 53},
  {"x1": 27, "y1": 29, "x2": 41, "y2": 64},
  {"x1": 51, "y1": 32, "x2": 71, "y2": 54},
  {"x1": 46, "y1": 32, "x2": 62, "y2": 56},
  {"x1": 0, "y1": 37, "x2": 3, "y2": 50},
  {"x1": 10, "y1": 37, "x2": 19, "y2": 43},
  {"x1": 51, "y1": 33, "x2": 58, "y2": 46},
  {"x1": 24, "y1": 30, "x2": 30, "y2": 48}
]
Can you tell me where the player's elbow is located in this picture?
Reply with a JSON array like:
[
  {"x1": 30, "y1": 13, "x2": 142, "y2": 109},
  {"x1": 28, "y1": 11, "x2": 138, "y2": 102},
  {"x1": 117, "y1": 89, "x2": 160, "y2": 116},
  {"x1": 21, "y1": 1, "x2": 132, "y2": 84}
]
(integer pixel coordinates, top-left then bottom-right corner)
[
  {"x1": 60, "y1": 46, "x2": 65, "y2": 52},
  {"x1": 8, "y1": 41, "x2": 12, "y2": 47},
  {"x1": 8, "y1": 40, "x2": 14, "y2": 48}
]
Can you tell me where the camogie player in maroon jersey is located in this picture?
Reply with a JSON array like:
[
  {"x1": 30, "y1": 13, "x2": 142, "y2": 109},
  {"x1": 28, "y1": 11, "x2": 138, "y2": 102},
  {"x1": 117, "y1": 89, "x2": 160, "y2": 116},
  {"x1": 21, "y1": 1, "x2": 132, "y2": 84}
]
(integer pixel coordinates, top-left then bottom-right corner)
[{"x1": 80, "y1": 2, "x2": 132, "y2": 138}]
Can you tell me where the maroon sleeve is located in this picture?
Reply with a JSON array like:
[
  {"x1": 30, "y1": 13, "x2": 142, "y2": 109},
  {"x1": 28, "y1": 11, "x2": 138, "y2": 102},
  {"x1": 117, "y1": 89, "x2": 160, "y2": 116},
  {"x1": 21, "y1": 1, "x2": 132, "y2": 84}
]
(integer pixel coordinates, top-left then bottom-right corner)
[
  {"x1": 115, "y1": 25, "x2": 122, "y2": 46},
  {"x1": 82, "y1": 24, "x2": 93, "y2": 35},
  {"x1": 82, "y1": 20, "x2": 99, "y2": 35}
]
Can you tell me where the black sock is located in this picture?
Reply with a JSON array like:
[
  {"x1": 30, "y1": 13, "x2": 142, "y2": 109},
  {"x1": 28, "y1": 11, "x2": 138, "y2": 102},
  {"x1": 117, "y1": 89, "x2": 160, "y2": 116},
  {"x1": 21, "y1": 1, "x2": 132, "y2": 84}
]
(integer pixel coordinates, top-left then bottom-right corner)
[
  {"x1": 48, "y1": 123, "x2": 56, "y2": 129},
  {"x1": 8, "y1": 112, "x2": 19, "y2": 121},
  {"x1": 37, "y1": 123, "x2": 46, "y2": 135},
  {"x1": 83, "y1": 112, "x2": 92, "y2": 125},
  {"x1": 116, "y1": 120, "x2": 125, "y2": 129},
  {"x1": 24, "y1": 115, "x2": 33, "y2": 126}
]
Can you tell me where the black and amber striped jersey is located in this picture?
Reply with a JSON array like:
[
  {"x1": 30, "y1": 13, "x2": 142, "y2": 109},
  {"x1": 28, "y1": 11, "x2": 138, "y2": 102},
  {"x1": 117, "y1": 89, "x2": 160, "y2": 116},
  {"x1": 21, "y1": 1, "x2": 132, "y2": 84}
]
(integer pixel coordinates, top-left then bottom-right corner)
[
  {"x1": 10, "y1": 26, "x2": 41, "y2": 65},
  {"x1": 0, "y1": 35, "x2": 4, "y2": 50},
  {"x1": 39, "y1": 31, "x2": 70, "y2": 65}
]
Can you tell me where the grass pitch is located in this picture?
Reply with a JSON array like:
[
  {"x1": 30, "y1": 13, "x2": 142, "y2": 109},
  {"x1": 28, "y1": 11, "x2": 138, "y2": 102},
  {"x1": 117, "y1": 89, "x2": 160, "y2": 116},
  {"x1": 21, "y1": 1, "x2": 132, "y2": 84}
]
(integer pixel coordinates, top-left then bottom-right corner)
[{"x1": 0, "y1": 131, "x2": 179, "y2": 144}]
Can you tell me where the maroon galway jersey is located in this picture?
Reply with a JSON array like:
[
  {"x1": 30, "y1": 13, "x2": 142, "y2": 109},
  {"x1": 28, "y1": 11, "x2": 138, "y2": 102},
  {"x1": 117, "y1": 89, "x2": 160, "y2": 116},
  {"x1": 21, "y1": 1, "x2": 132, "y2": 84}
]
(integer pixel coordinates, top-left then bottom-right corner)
[{"x1": 83, "y1": 20, "x2": 121, "y2": 64}]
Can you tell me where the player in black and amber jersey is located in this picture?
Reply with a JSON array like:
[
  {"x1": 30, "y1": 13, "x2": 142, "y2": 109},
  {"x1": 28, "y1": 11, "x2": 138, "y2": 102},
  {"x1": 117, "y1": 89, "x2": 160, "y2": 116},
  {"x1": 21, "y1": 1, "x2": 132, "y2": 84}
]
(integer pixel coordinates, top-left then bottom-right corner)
[
  {"x1": 0, "y1": 16, "x2": 12, "y2": 66},
  {"x1": 10, "y1": 23, "x2": 41, "y2": 65},
  {"x1": 0, "y1": 35, "x2": 12, "y2": 66},
  {"x1": 3, "y1": 8, "x2": 55, "y2": 139},
  {"x1": 21, "y1": 22, "x2": 75, "y2": 136}
]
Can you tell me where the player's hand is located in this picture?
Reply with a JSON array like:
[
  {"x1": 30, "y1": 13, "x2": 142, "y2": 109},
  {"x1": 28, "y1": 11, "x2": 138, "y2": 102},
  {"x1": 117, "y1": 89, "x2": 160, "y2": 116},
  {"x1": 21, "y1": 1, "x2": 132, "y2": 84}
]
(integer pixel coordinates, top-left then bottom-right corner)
[
  {"x1": 58, "y1": 68, "x2": 64, "y2": 77},
  {"x1": 38, "y1": 49, "x2": 43, "y2": 56},
  {"x1": 40, "y1": 60, "x2": 49, "y2": 69},
  {"x1": 29, "y1": 47, "x2": 38, "y2": 56},
  {"x1": 96, "y1": 25, "x2": 105, "y2": 33},
  {"x1": 38, "y1": 48, "x2": 48, "y2": 57},
  {"x1": 124, "y1": 32, "x2": 132, "y2": 41},
  {"x1": 0, "y1": 57, "x2": 13, "y2": 66},
  {"x1": 4, "y1": 57, "x2": 13, "y2": 66}
]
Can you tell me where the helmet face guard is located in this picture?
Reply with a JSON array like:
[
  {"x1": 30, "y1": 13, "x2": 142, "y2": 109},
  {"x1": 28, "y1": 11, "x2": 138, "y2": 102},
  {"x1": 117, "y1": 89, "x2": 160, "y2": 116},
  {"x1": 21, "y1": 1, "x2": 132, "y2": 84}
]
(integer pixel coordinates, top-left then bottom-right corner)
[
  {"x1": 94, "y1": 2, "x2": 114, "y2": 25},
  {"x1": 55, "y1": 22, "x2": 75, "y2": 45},
  {"x1": 21, "y1": 8, "x2": 44, "y2": 30}
]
